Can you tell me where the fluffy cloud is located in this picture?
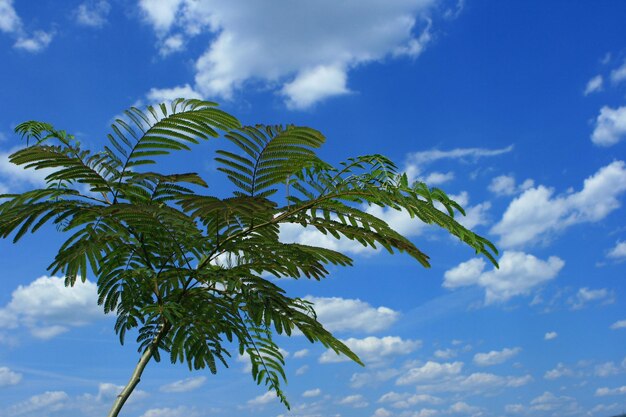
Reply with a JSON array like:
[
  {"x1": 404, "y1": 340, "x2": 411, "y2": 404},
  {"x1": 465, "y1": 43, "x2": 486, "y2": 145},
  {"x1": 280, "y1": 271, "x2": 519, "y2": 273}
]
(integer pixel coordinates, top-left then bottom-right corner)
[
  {"x1": 74, "y1": 1, "x2": 111, "y2": 28},
  {"x1": 491, "y1": 161, "x2": 626, "y2": 247},
  {"x1": 610, "y1": 319, "x2": 626, "y2": 330},
  {"x1": 302, "y1": 388, "x2": 321, "y2": 398},
  {"x1": 607, "y1": 241, "x2": 626, "y2": 260},
  {"x1": 146, "y1": 84, "x2": 203, "y2": 103},
  {"x1": 397, "y1": 363, "x2": 532, "y2": 395},
  {"x1": 473, "y1": 347, "x2": 521, "y2": 366},
  {"x1": 159, "y1": 376, "x2": 206, "y2": 393},
  {"x1": 591, "y1": 106, "x2": 626, "y2": 146},
  {"x1": 378, "y1": 392, "x2": 442, "y2": 409},
  {"x1": 138, "y1": 0, "x2": 437, "y2": 108},
  {"x1": 246, "y1": 391, "x2": 277, "y2": 406},
  {"x1": 0, "y1": 148, "x2": 52, "y2": 192},
  {"x1": 530, "y1": 391, "x2": 580, "y2": 414},
  {"x1": 320, "y1": 336, "x2": 421, "y2": 364},
  {"x1": 4, "y1": 391, "x2": 68, "y2": 416},
  {"x1": 488, "y1": 175, "x2": 534, "y2": 196},
  {"x1": 0, "y1": 366, "x2": 22, "y2": 387},
  {"x1": 0, "y1": 276, "x2": 104, "y2": 339},
  {"x1": 544, "y1": 331, "x2": 558, "y2": 340},
  {"x1": 396, "y1": 361, "x2": 463, "y2": 385},
  {"x1": 544, "y1": 363, "x2": 575, "y2": 380},
  {"x1": 0, "y1": 0, "x2": 54, "y2": 52},
  {"x1": 596, "y1": 385, "x2": 626, "y2": 396},
  {"x1": 140, "y1": 407, "x2": 200, "y2": 417},
  {"x1": 569, "y1": 287, "x2": 615, "y2": 310},
  {"x1": 0, "y1": 0, "x2": 20, "y2": 33},
  {"x1": 584, "y1": 75, "x2": 603, "y2": 95},
  {"x1": 610, "y1": 59, "x2": 626, "y2": 84},
  {"x1": 443, "y1": 251, "x2": 564, "y2": 305},
  {"x1": 405, "y1": 145, "x2": 513, "y2": 184},
  {"x1": 338, "y1": 394, "x2": 369, "y2": 408},
  {"x1": 305, "y1": 296, "x2": 399, "y2": 334}
]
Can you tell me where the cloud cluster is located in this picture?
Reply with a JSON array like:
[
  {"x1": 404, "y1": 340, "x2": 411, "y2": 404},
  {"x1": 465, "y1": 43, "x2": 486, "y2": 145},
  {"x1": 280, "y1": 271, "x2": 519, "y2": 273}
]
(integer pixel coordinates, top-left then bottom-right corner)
[
  {"x1": 319, "y1": 336, "x2": 421, "y2": 364},
  {"x1": 305, "y1": 296, "x2": 399, "y2": 333},
  {"x1": 491, "y1": 161, "x2": 626, "y2": 248},
  {"x1": 138, "y1": 0, "x2": 439, "y2": 108},
  {"x1": 0, "y1": 0, "x2": 54, "y2": 52},
  {"x1": 0, "y1": 276, "x2": 104, "y2": 339},
  {"x1": 473, "y1": 347, "x2": 521, "y2": 366},
  {"x1": 443, "y1": 251, "x2": 564, "y2": 305},
  {"x1": 74, "y1": 1, "x2": 111, "y2": 28},
  {"x1": 0, "y1": 366, "x2": 22, "y2": 387},
  {"x1": 159, "y1": 376, "x2": 206, "y2": 393},
  {"x1": 591, "y1": 106, "x2": 626, "y2": 147}
]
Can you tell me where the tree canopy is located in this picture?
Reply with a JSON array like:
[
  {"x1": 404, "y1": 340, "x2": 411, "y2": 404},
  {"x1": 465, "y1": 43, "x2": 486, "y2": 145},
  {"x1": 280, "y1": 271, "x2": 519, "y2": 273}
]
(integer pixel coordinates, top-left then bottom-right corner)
[{"x1": 0, "y1": 99, "x2": 497, "y2": 416}]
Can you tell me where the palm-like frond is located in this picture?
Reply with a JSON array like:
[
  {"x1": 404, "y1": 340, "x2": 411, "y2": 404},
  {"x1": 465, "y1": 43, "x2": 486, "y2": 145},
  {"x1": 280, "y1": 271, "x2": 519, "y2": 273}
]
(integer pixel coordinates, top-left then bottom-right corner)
[{"x1": 0, "y1": 100, "x2": 500, "y2": 415}]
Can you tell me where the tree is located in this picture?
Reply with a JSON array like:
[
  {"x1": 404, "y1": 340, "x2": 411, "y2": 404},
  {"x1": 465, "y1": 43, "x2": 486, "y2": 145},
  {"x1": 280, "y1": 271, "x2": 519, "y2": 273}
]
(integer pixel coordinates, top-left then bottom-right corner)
[{"x1": 0, "y1": 99, "x2": 497, "y2": 417}]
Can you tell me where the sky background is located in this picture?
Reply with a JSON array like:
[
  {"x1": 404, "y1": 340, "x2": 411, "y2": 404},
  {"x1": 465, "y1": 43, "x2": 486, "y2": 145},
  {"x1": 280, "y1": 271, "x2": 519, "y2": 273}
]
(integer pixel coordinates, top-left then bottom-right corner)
[{"x1": 1, "y1": 1, "x2": 626, "y2": 416}]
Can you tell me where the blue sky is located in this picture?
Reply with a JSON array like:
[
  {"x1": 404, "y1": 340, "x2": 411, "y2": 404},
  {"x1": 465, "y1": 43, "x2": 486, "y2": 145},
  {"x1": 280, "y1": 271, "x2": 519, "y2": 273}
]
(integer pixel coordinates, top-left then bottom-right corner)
[{"x1": 1, "y1": 1, "x2": 626, "y2": 416}]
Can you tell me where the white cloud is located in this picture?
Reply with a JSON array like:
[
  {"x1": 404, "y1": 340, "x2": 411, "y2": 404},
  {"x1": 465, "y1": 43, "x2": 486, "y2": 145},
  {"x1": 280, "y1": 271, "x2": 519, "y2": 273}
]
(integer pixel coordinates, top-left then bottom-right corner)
[
  {"x1": 473, "y1": 347, "x2": 521, "y2": 366},
  {"x1": 159, "y1": 376, "x2": 206, "y2": 393},
  {"x1": 338, "y1": 394, "x2": 369, "y2": 408},
  {"x1": 159, "y1": 34, "x2": 185, "y2": 56},
  {"x1": 544, "y1": 331, "x2": 558, "y2": 340},
  {"x1": 138, "y1": 0, "x2": 438, "y2": 108},
  {"x1": 529, "y1": 391, "x2": 580, "y2": 414},
  {"x1": 378, "y1": 392, "x2": 442, "y2": 409},
  {"x1": 610, "y1": 319, "x2": 626, "y2": 330},
  {"x1": 591, "y1": 106, "x2": 626, "y2": 146},
  {"x1": 372, "y1": 408, "x2": 393, "y2": 417},
  {"x1": 544, "y1": 363, "x2": 575, "y2": 380},
  {"x1": 138, "y1": 0, "x2": 183, "y2": 33},
  {"x1": 0, "y1": 276, "x2": 104, "y2": 339},
  {"x1": 74, "y1": 1, "x2": 111, "y2": 28},
  {"x1": 396, "y1": 361, "x2": 463, "y2": 385},
  {"x1": 584, "y1": 75, "x2": 603, "y2": 95},
  {"x1": 350, "y1": 368, "x2": 401, "y2": 388},
  {"x1": 320, "y1": 336, "x2": 421, "y2": 364},
  {"x1": 491, "y1": 161, "x2": 626, "y2": 247},
  {"x1": 488, "y1": 175, "x2": 534, "y2": 196},
  {"x1": 146, "y1": 84, "x2": 203, "y2": 104},
  {"x1": 0, "y1": 148, "x2": 54, "y2": 191},
  {"x1": 610, "y1": 59, "x2": 626, "y2": 84},
  {"x1": 569, "y1": 287, "x2": 614, "y2": 310},
  {"x1": 401, "y1": 369, "x2": 532, "y2": 394},
  {"x1": 443, "y1": 251, "x2": 564, "y2": 305},
  {"x1": 505, "y1": 404, "x2": 524, "y2": 413},
  {"x1": 305, "y1": 296, "x2": 399, "y2": 334},
  {"x1": 449, "y1": 401, "x2": 482, "y2": 416},
  {"x1": 281, "y1": 64, "x2": 350, "y2": 110},
  {"x1": 405, "y1": 145, "x2": 513, "y2": 184},
  {"x1": 594, "y1": 361, "x2": 621, "y2": 377},
  {"x1": 422, "y1": 171, "x2": 455, "y2": 185},
  {"x1": 140, "y1": 407, "x2": 200, "y2": 417},
  {"x1": 302, "y1": 388, "x2": 321, "y2": 398},
  {"x1": 14, "y1": 30, "x2": 54, "y2": 53},
  {"x1": 434, "y1": 348, "x2": 457, "y2": 360},
  {"x1": 607, "y1": 241, "x2": 626, "y2": 260},
  {"x1": 293, "y1": 349, "x2": 309, "y2": 359},
  {"x1": 295, "y1": 365, "x2": 309, "y2": 376},
  {"x1": 0, "y1": 366, "x2": 22, "y2": 387},
  {"x1": 247, "y1": 391, "x2": 277, "y2": 406},
  {"x1": 5, "y1": 391, "x2": 68, "y2": 416},
  {"x1": 596, "y1": 385, "x2": 626, "y2": 396},
  {"x1": 0, "y1": 0, "x2": 20, "y2": 33},
  {"x1": 0, "y1": 1, "x2": 53, "y2": 52}
]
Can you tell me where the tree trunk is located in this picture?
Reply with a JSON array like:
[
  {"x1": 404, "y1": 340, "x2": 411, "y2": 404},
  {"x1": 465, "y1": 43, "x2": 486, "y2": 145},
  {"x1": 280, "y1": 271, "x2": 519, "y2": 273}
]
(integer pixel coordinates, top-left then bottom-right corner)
[{"x1": 106, "y1": 324, "x2": 169, "y2": 417}]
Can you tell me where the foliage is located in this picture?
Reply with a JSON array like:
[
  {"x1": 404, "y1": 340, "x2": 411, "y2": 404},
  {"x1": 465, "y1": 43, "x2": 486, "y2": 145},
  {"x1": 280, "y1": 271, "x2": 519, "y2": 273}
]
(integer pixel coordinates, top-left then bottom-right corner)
[{"x1": 0, "y1": 99, "x2": 497, "y2": 413}]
